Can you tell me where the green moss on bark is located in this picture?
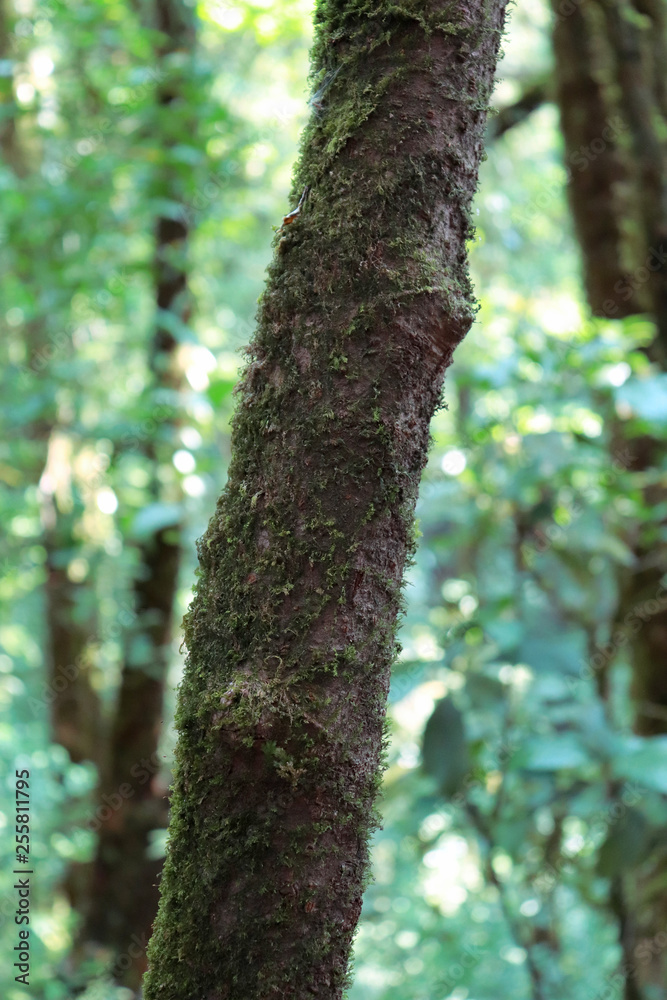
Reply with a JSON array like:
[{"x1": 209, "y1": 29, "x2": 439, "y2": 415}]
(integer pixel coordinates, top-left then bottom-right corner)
[{"x1": 143, "y1": 2, "x2": 507, "y2": 999}]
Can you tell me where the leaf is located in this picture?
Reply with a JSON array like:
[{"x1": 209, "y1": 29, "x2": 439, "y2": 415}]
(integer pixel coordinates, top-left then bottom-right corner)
[
  {"x1": 518, "y1": 629, "x2": 588, "y2": 676},
  {"x1": 422, "y1": 697, "x2": 470, "y2": 797},
  {"x1": 597, "y1": 807, "x2": 651, "y2": 877},
  {"x1": 512, "y1": 735, "x2": 590, "y2": 772},
  {"x1": 465, "y1": 672, "x2": 506, "y2": 709},
  {"x1": 170, "y1": 144, "x2": 205, "y2": 165},
  {"x1": 615, "y1": 374, "x2": 667, "y2": 424},
  {"x1": 614, "y1": 736, "x2": 667, "y2": 793},
  {"x1": 131, "y1": 502, "x2": 182, "y2": 539},
  {"x1": 206, "y1": 377, "x2": 236, "y2": 408}
]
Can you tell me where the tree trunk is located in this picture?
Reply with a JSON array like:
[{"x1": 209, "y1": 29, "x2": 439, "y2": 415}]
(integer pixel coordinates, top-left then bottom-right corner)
[
  {"x1": 143, "y1": 2, "x2": 507, "y2": 998},
  {"x1": 1, "y1": 0, "x2": 101, "y2": 767},
  {"x1": 39, "y1": 433, "x2": 102, "y2": 766},
  {"x1": 550, "y1": 0, "x2": 645, "y2": 317},
  {"x1": 551, "y1": 0, "x2": 667, "y2": 353},
  {"x1": 613, "y1": 438, "x2": 667, "y2": 999},
  {"x1": 551, "y1": 7, "x2": 667, "y2": 992},
  {"x1": 600, "y1": 0, "x2": 667, "y2": 355}
]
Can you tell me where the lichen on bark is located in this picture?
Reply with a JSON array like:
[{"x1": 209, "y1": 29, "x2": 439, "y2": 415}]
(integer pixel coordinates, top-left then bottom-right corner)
[{"x1": 143, "y1": 2, "x2": 507, "y2": 999}]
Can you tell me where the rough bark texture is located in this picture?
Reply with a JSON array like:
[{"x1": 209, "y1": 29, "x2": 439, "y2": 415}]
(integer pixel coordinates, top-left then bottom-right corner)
[
  {"x1": 79, "y1": 0, "x2": 192, "y2": 985},
  {"x1": 143, "y1": 2, "x2": 507, "y2": 998}
]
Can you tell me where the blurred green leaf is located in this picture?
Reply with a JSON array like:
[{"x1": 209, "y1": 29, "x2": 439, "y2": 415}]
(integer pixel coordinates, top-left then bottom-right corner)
[
  {"x1": 513, "y1": 735, "x2": 590, "y2": 772},
  {"x1": 597, "y1": 807, "x2": 652, "y2": 877},
  {"x1": 130, "y1": 502, "x2": 182, "y2": 539},
  {"x1": 614, "y1": 737, "x2": 667, "y2": 793},
  {"x1": 422, "y1": 696, "x2": 470, "y2": 797}
]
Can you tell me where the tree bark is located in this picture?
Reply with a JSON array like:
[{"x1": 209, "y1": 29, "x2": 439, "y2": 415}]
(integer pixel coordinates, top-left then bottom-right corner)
[
  {"x1": 599, "y1": 0, "x2": 667, "y2": 355},
  {"x1": 143, "y1": 2, "x2": 507, "y2": 998},
  {"x1": 550, "y1": 0, "x2": 645, "y2": 317},
  {"x1": 552, "y1": 6, "x2": 667, "y2": 988},
  {"x1": 613, "y1": 434, "x2": 667, "y2": 1000},
  {"x1": 39, "y1": 434, "x2": 102, "y2": 766}
]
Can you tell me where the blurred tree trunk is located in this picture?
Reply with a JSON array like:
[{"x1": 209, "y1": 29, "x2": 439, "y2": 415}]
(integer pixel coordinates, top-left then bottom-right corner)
[
  {"x1": 39, "y1": 435, "x2": 102, "y2": 766},
  {"x1": 486, "y1": 79, "x2": 549, "y2": 141},
  {"x1": 551, "y1": 0, "x2": 667, "y2": 353},
  {"x1": 550, "y1": 0, "x2": 645, "y2": 317},
  {"x1": 143, "y1": 2, "x2": 507, "y2": 999},
  {"x1": 551, "y1": 4, "x2": 667, "y2": 995},
  {"x1": 1, "y1": 0, "x2": 102, "y2": 766},
  {"x1": 0, "y1": 1, "x2": 26, "y2": 178},
  {"x1": 612, "y1": 438, "x2": 667, "y2": 1000},
  {"x1": 78, "y1": 0, "x2": 193, "y2": 988},
  {"x1": 602, "y1": 6, "x2": 667, "y2": 990},
  {"x1": 601, "y1": 0, "x2": 667, "y2": 349}
]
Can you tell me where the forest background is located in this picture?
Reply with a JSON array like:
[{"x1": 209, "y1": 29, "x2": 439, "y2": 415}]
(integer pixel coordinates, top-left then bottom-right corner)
[{"x1": 1, "y1": 0, "x2": 667, "y2": 999}]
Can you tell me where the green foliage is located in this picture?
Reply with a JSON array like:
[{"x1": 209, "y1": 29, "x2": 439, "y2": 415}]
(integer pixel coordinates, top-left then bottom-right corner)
[
  {"x1": 1, "y1": 0, "x2": 666, "y2": 998},
  {"x1": 0, "y1": 0, "x2": 311, "y2": 996},
  {"x1": 422, "y1": 697, "x2": 470, "y2": 796}
]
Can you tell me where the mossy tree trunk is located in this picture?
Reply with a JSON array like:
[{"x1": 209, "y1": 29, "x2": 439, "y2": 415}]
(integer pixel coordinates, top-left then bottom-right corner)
[{"x1": 144, "y1": 2, "x2": 507, "y2": 998}]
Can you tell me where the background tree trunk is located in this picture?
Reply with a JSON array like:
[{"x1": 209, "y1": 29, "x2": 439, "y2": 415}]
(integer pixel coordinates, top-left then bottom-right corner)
[
  {"x1": 551, "y1": 5, "x2": 667, "y2": 995},
  {"x1": 40, "y1": 433, "x2": 102, "y2": 766},
  {"x1": 78, "y1": 0, "x2": 194, "y2": 987},
  {"x1": 1, "y1": 0, "x2": 102, "y2": 768},
  {"x1": 550, "y1": 0, "x2": 645, "y2": 317},
  {"x1": 143, "y1": 2, "x2": 507, "y2": 999}
]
